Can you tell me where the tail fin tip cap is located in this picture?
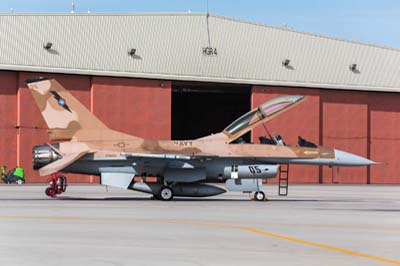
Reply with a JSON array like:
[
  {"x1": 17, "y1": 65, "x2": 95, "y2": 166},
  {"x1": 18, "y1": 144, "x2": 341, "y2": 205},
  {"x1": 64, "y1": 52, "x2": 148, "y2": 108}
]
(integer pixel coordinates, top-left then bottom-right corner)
[{"x1": 25, "y1": 77, "x2": 48, "y2": 84}]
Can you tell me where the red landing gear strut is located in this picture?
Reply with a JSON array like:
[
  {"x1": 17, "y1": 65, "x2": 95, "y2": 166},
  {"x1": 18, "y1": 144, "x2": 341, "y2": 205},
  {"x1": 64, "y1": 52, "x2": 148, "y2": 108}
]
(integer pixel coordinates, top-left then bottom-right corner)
[{"x1": 45, "y1": 173, "x2": 68, "y2": 197}]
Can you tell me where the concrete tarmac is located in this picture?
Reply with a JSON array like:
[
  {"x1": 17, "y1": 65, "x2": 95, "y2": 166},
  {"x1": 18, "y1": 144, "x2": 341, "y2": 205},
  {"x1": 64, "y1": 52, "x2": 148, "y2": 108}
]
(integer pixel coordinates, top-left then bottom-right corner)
[{"x1": 0, "y1": 184, "x2": 399, "y2": 266}]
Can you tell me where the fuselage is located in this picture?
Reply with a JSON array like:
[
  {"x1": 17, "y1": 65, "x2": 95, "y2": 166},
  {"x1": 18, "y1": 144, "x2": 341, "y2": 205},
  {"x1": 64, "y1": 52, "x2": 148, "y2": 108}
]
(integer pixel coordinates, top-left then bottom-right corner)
[{"x1": 34, "y1": 134, "x2": 374, "y2": 181}]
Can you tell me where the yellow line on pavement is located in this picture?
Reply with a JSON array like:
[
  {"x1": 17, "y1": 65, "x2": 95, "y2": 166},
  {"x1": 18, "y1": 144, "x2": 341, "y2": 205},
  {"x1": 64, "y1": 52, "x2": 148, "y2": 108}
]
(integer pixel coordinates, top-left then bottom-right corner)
[
  {"x1": 240, "y1": 227, "x2": 400, "y2": 265},
  {"x1": 1, "y1": 215, "x2": 399, "y2": 265}
]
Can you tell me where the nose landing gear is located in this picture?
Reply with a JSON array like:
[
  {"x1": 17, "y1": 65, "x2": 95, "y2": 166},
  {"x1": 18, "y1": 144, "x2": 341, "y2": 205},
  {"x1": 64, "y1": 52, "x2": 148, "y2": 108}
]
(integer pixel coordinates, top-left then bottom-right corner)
[
  {"x1": 253, "y1": 191, "x2": 266, "y2": 201},
  {"x1": 45, "y1": 173, "x2": 67, "y2": 197}
]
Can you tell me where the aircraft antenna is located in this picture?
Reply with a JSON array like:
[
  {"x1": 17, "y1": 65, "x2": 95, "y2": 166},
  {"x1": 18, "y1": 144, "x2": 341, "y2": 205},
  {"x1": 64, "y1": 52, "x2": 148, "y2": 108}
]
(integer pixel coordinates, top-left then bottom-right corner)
[{"x1": 205, "y1": 0, "x2": 211, "y2": 47}]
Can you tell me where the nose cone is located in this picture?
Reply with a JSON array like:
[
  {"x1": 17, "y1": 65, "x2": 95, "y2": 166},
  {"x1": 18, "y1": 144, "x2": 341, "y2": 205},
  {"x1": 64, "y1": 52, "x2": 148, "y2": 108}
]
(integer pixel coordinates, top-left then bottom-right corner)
[{"x1": 334, "y1": 149, "x2": 376, "y2": 166}]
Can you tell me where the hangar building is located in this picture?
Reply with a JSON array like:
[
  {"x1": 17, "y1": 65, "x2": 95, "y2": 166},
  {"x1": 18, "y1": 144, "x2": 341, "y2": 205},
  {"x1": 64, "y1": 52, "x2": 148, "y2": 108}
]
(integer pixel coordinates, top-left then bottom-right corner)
[{"x1": 0, "y1": 13, "x2": 399, "y2": 184}]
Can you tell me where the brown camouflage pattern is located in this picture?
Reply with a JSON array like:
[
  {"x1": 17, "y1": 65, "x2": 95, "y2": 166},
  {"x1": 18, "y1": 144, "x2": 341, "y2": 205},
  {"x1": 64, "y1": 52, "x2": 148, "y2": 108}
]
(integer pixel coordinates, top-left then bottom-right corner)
[{"x1": 27, "y1": 79, "x2": 335, "y2": 176}]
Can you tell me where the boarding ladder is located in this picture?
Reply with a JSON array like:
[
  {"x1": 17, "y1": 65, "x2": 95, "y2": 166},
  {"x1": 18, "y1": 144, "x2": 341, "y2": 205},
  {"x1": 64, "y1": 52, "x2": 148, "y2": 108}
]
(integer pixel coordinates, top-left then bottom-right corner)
[{"x1": 278, "y1": 164, "x2": 289, "y2": 196}]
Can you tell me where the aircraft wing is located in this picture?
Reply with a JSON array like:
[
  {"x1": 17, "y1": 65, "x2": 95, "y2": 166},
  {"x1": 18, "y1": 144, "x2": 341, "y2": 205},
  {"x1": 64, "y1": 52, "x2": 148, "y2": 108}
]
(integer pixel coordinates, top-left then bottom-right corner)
[
  {"x1": 121, "y1": 152, "x2": 192, "y2": 160},
  {"x1": 121, "y1": 152, "x2": 218, "y2": 178},
  {"x1": 38, "y1": 150, "x2": 89, "y2": 176},
  {"x1": 121, "y1": 152, "x2": 218, "y2": 163},
  {"x1": 223, "y1": 95, "x2": 305, "y2": 142}
]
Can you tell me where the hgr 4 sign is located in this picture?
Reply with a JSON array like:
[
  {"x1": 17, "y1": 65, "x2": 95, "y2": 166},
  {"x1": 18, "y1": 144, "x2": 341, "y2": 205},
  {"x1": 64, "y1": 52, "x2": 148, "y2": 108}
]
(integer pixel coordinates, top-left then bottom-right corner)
[{"x1": 202, "y1": 47, "x2": 218, "y2": 56}]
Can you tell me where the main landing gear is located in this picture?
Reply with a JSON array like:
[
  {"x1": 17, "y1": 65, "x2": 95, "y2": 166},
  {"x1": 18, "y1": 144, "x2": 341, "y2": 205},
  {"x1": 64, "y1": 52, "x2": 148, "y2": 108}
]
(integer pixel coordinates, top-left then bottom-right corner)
[
  {"x1": 158, "y1": 186, "x2": 174, "y2": 201},
  {"x1": 45, "y1": 173, "x2": 67, "y2": 197}
]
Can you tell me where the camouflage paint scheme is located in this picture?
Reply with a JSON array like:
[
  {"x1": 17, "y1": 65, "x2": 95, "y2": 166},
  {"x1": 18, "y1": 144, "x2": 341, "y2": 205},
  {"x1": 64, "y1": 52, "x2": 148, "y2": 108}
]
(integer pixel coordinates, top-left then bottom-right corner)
[{"x1": 27, "y1": 78, "x2": 375, "y2": 198}]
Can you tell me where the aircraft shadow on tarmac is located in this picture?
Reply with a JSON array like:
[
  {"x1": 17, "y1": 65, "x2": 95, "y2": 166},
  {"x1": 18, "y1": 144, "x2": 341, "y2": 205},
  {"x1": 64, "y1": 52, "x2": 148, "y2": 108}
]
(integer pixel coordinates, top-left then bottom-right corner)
[
  {"x1": 43, "y1": 196, "x2": 361, "y2": 202},
  {"x1": 55, "y1": 196, "x2": 249, "y2": 202},
  {"x1": 0, "y1": 196, "x2": 369, "y2": 203}
]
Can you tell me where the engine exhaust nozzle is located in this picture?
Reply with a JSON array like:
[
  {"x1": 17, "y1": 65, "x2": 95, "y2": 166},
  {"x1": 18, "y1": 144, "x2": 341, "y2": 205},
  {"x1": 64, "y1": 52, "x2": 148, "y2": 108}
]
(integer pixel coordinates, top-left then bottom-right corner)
[{"x1": 32, "y1": 144, "x2": 61, "y2": 170}]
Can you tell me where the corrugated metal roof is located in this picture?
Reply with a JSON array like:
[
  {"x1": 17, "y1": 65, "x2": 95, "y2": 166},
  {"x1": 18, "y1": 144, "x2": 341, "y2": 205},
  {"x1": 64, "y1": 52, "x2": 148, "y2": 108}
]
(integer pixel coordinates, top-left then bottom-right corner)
[{"x1": 0, "y1": 13, "x2": 399, "y2": 92}]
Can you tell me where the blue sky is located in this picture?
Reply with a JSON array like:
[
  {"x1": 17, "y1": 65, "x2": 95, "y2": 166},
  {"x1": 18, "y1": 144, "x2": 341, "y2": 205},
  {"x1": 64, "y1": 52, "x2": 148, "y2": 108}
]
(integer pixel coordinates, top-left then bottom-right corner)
[{"x1": 0, "y1": 0, "x2": 399, "y2": 48}]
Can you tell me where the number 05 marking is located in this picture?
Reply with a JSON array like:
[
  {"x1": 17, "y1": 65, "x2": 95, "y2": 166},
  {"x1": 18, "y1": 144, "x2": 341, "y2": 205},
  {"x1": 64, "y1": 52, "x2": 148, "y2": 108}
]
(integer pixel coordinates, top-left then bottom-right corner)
[{"x1": 249, "y1": 166, "x2": 261, "y2": 174}]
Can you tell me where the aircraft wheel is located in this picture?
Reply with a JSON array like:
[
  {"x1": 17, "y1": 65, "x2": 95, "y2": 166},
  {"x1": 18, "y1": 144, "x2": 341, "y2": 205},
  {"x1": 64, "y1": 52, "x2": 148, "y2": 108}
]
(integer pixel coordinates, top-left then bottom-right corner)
[
  {"x1": 45, "y1": 187, "x2": 56, "y2": 197},
  {"x1": 16, "y1": 179, "x2": 24, "y2": 185},
  {"x1": 254, "y1": 191, "x2": 265, "y2": 201},
  {"x1": 158, "y1": 186, "x2": 173, "y2": 201},
  {"x1": 58, "y1": 175, "x2": 67, "y2": 192}
]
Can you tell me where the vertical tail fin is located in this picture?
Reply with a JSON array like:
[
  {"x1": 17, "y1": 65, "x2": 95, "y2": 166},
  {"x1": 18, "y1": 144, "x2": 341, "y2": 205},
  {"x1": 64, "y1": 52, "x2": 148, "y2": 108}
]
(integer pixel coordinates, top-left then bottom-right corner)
[{"x1": 26, "y1": 78, "x2": 139, "y2": 141}]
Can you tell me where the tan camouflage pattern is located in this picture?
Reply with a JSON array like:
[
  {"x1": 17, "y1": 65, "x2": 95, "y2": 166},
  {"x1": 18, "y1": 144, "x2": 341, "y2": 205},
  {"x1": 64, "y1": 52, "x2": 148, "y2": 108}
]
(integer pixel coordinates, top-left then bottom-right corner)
[{"x1": 27, "y1": 79, "x2": 335, "y2": 176}]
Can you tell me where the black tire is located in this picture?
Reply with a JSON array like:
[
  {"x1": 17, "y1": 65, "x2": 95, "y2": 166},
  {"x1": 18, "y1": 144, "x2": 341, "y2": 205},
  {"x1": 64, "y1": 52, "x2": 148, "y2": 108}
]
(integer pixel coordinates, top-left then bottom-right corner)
[
  {"x1": 59, "y1": 175, "x2": 67, "y2": 192},
  {"x1": 45, "y1": 187, "x2": 56, "y2": 197},
  {"x1": 254, "y1": 191, "x2": 265, "y2": 201},
  {"x1": 158, "y1": 186, "x2": 173, "y2": 201}
]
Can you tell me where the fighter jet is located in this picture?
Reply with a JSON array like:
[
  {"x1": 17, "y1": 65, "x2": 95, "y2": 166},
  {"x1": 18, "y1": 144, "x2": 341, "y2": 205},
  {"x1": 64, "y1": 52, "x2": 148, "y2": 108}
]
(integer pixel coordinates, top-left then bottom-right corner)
[{"x1": 27, "y1": 78, "x2": 376, "y2": 201}]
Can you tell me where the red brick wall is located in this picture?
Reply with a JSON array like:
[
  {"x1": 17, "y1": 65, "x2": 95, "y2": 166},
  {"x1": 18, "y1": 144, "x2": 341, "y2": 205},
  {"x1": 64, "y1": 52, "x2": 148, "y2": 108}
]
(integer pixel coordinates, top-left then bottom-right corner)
[
  {"x1": 0, "y1": 71, "x2": 17, "y2": 173},
  {"x1": 320, "y1": 90, "x2": 369, "y2": 184},
  {"x1": 0, "y1": 70, "x2": 398, "y2": 183},
  {"x1": 369, "y1": 92, "x2": 400, "y2": 184},
  {"x1": 92, "y1": 76, "x2": 171, "y2": 140}
]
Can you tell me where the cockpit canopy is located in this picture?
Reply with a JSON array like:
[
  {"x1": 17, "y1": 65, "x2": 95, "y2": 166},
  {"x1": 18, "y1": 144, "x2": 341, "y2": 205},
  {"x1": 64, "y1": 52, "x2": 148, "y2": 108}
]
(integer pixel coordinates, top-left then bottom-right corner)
[{"x1": 223, "y1": 95, "x2": 304, "y2": 141}]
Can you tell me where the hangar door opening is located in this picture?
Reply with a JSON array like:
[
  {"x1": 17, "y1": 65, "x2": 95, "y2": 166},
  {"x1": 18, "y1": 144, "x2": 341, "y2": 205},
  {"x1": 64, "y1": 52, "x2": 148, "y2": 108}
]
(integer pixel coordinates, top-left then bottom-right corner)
[{"x1": 172, "y1": 82, "x2": 251, "y2": 140}]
